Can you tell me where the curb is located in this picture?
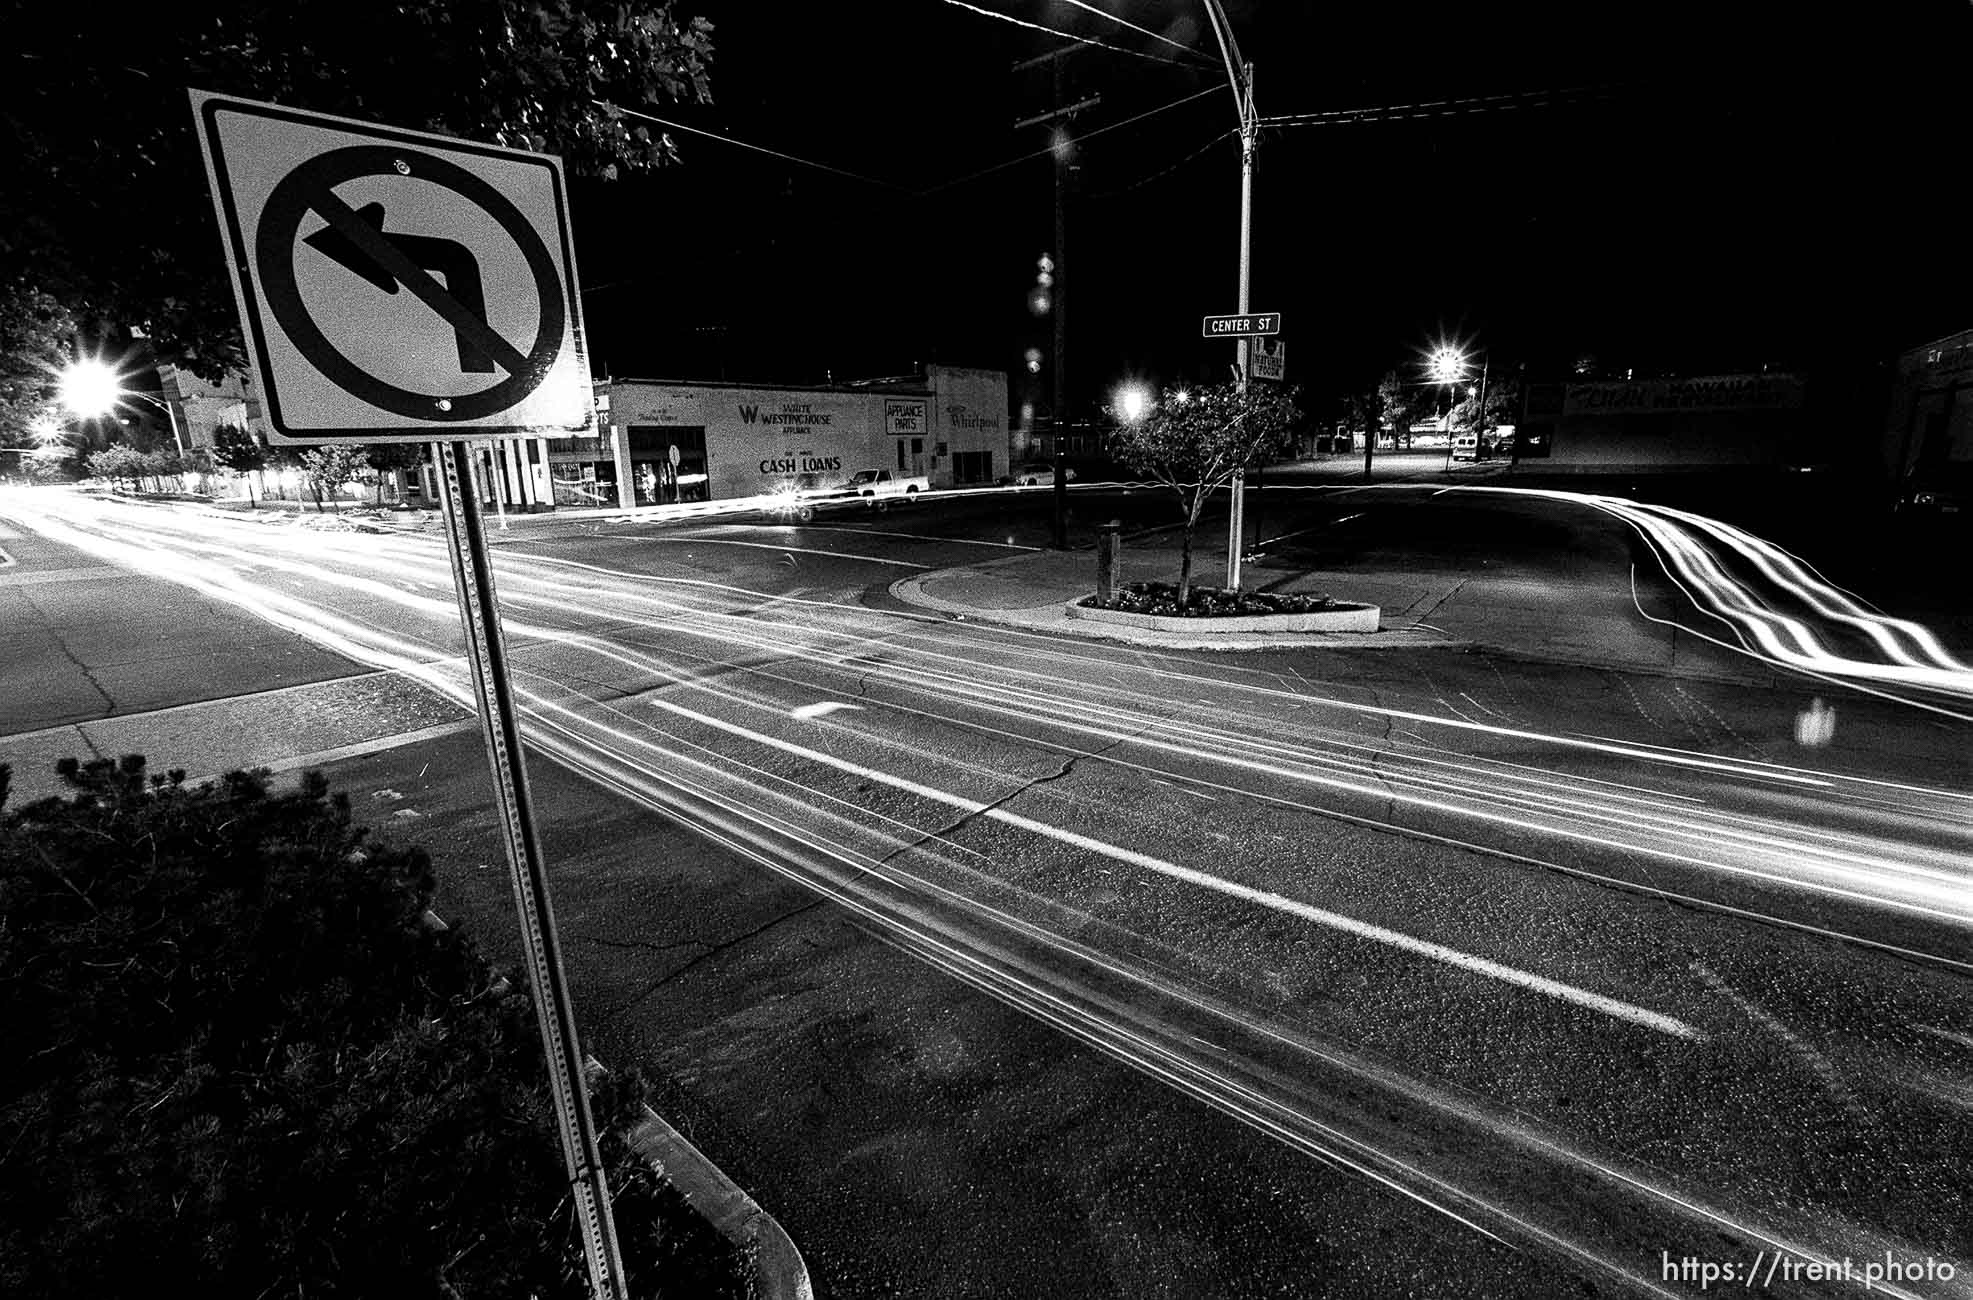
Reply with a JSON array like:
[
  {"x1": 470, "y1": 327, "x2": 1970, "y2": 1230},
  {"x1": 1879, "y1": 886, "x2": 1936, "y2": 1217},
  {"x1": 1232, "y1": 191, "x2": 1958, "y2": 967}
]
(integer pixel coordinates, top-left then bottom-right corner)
[
  {"x1": 623, "y1": 1108, "x2": 813, "y2": 1300},
  {"x1": 1069, "y1": 596, "x2": 1381, "y2": 634},
  {"x1": 417, "y1": 912, "x2": 813, "y2": 1300},
  {"x1": 888, "y1": 569, "x2": 1451, "y2": 653}
]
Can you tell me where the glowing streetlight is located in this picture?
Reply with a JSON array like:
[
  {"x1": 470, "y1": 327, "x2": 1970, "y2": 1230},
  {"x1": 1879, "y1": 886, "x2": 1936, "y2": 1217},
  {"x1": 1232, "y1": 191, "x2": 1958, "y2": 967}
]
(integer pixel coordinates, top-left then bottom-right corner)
[
  {"x1": 1428, "y1": 345, "x2": 1468, "y2": 385},
  {"x1": 1116, "y1": 383, "x2": 1151, "y2": 422},
  {"x1": 57, "y1": 358, "x2": 126, "y2": 420},
  {"x1": 57, "y1": 357, "x2": 185, "y2": 455},
  {"x1": 30, "y1": 413, "x2": 67, "y2": 446},
  {"x1": 1423, "y1": 341, "x2": 1492, "y2": 465}
]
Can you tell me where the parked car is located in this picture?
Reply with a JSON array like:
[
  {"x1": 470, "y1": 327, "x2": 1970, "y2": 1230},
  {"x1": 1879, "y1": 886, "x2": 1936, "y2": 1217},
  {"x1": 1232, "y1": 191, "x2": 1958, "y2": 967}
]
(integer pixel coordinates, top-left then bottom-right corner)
[
  {"x1": 1895, "y1": 463, "x2": 1970, "y2": 517},
  {"x1": 1007, "y1": 462, "x2": 1076, "y2": 486},
  {"x1": 1451, "y1": 432, "x2": 1480, "y2": 462}
]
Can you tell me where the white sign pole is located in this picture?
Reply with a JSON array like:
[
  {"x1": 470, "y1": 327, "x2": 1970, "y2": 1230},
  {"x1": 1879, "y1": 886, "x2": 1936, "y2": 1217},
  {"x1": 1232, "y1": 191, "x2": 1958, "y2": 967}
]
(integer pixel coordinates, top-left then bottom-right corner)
[{"x1": 434, "y1": 440, "x2": 629, "y2": 1300}]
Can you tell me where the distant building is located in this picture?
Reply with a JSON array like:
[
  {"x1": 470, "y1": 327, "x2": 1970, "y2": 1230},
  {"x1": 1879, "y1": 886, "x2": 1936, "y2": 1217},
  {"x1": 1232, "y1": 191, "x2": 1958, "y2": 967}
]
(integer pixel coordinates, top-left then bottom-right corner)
[
  {"x1": 584, "y1": 365, "x2": 1008, "y2": 510},
  {"x1": 1515, "y1": 371, "x2": 1816, "y2": 469},
  {"x1": 156, "y1": 365, "x2": 268, "y2": 449},
  {"x1": 1884, "y1": 329, "x2": 1973, "y2": 510}
]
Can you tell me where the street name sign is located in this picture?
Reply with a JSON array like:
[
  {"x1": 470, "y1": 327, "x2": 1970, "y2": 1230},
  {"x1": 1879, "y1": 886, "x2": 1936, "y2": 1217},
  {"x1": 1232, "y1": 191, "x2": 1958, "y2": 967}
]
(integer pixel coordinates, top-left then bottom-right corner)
[
  {"x1": 1201, "y1": 312, "x2": 1281, "y2": 338},
  {"x1": 190, "y1": 90, "x2": 593, "y2": 445}
]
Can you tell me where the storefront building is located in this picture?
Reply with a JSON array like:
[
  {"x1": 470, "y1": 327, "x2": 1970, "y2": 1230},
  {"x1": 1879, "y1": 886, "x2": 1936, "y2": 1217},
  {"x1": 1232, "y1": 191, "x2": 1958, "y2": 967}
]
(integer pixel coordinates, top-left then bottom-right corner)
[{"x1": 563, "y1": 364, "x2": 1009, "y2": 510}]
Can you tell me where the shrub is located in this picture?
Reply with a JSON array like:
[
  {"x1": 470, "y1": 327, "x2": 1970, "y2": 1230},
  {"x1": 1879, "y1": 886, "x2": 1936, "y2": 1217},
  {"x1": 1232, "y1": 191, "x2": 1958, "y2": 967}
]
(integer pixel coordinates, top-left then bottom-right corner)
[
  {"x1": 1081, "y1": 580, "x2": 1337, "y2": 618},
  {"x1": 0, "y1": 756, "x2": 743, "y2": 1299}
]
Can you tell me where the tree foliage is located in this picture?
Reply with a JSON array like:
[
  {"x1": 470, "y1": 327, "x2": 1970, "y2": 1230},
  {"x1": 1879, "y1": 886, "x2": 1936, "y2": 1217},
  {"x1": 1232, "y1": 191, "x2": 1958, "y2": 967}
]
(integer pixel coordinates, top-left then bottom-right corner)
[
  {"x1": 0, "y1": 0, "x2": 715, "y2": 379},
  {"x1": 0, "y1": 755, "x2": 741, "y2": 1299},
  {"x1": 294, "y1": 444, "x2": 371, "y2": 511},
  {"x1": 0, "y1": 284, "x2": 75, "y2": 446},
  {"x1": 1450, "y1": 372, "x2": 1521, "y2": 435},
  {"x1": 83, "y1": 444, "x2": 149, "y2": 491},
  {"x1": 211, "y1": 423, "x2": 269, "y2": 504},
  {"x1": 364, "y1": 441, "x2": 428, "y2": 503},
  {"x1": 1104, "y1": 382, "x2": 1301, "y2": 605},
  {"x1": 1376, "y1": 369, "x2": 1436, "y2": 449},
  {"x1": 209, "y1": 423, "x2": 267, "y2": 476}
]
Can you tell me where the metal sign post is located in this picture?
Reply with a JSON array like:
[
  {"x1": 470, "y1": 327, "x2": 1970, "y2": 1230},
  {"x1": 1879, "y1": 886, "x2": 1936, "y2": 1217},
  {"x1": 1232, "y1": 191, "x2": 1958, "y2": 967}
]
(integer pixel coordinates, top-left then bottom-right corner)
[
  {"x1": 191, "y1": 91, "x2": 625, "y2": 1300},
  {"x1": 434, "y1": 440, "x2": 628, "y2": 1298}
]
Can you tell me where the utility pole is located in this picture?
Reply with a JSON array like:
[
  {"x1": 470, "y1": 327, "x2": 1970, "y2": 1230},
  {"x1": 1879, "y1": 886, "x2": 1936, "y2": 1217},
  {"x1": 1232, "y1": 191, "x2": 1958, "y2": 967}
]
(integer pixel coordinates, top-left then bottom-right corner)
[
  {"x1": 1364, "y1": 389, "x2": 1377, "y2": 478},
  {"x1": 1203, "y1": 0, "x2": 1257, "y2": 589},
  {"x1": 1013, "y1": 47, "x2": 1095, "y2": 550}
]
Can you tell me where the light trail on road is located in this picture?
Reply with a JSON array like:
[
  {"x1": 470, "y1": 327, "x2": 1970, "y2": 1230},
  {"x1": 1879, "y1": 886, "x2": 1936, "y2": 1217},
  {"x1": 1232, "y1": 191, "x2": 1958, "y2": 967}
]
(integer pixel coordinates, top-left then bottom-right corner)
[
  {"x1": 1442, "y1": 485, "x2": 1973, "y2": 718},
  {"x1": 8, "y1": 492, "x2": 1969, "y2": 1298}
]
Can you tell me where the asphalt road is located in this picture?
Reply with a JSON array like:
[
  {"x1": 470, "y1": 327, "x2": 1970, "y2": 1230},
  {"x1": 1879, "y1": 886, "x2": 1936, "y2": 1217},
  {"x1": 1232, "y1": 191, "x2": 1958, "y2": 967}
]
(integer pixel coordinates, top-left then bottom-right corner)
[{"x1": 2, "y1": 483, "x2": 1968, "y2": 1299}]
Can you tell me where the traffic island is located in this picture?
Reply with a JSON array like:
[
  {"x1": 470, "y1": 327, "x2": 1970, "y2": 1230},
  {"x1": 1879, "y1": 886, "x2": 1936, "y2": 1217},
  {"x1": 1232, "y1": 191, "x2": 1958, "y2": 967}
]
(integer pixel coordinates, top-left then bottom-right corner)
[{"x1": 1070, "y1": 581, "x2": 1380, "y2": 633}]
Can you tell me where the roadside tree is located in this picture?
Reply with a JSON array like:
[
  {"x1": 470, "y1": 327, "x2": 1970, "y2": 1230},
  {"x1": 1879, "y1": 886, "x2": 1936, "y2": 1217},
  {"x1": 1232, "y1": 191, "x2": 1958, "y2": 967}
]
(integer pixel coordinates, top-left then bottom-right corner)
[
  {"x1": 1105, "y1": 382, "x2": 1301, "y2": 607},
  {"x1": 1450, "y1": 373, "x2": 1522, "y2": 441},
  {"x1": 84, "y1": 444, "x2": 147, "y2": 492},
  {"x1": 364, "y1": 441, "x2": 427, "y2": 506},
  {"x1": 211, "y1": 422, "x2": 269, "y2": 505},
  {"x1": 0, "y1": 0, "x2": 715, "y2": 380},
  {"x1": 292, "y1": 445, "x2": 369, "y2": 512},
  {"x1": 1377, "y1": 369, "x2": 1435, "y2": 450},
  {"x1": 0, "y1": 285, "x2": 76, "y2": 446}
]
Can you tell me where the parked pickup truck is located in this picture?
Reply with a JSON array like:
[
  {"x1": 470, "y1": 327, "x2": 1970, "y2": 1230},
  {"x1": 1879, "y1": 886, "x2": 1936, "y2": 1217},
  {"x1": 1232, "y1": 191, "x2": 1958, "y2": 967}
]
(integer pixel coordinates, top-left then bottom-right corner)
[
  {"x1": 764, "y1": 468, "x2": 931, "y2": 521},
  {"x1": 805, "y1": 468, "x2": 929, "y2": 507}
]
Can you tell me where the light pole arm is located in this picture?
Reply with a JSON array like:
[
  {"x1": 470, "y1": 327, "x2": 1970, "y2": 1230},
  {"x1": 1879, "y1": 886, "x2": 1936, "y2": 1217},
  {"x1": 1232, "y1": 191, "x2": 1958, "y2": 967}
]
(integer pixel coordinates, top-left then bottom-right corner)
[
  {"x1": 124, "y1": 390, "x2": 187, "y2": 456},
  {"x1": 1200, "y1": 0, "x2": 1248, "y2": 123}
]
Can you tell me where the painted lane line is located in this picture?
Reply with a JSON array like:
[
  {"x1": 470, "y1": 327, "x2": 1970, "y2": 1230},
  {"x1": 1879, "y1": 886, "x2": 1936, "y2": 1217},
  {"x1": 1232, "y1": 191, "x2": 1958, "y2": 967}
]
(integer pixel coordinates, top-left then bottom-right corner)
[
  {"x1": 631, "y1": 535, "x2": 929, "y2": 568},
  {"x1": 647, "y1": 698, "x2": 1702, "y2": 1040},
  {"x1": 715, "y1": 522, "x2": 1042, "y2": 551}
]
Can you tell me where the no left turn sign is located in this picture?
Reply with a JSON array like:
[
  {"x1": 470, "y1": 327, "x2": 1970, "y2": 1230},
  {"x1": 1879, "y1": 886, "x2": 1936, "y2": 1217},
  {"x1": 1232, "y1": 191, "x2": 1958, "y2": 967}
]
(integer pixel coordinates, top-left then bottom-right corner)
[{"x1": 191, "y1": 90, "x2": 594, "y2": 444}]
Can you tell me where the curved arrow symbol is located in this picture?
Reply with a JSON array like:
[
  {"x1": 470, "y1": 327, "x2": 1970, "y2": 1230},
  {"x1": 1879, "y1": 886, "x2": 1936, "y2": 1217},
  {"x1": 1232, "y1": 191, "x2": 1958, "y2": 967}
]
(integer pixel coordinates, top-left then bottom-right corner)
[{"x1": 304, "y1": 201, "x2": 495, "y2": 374}]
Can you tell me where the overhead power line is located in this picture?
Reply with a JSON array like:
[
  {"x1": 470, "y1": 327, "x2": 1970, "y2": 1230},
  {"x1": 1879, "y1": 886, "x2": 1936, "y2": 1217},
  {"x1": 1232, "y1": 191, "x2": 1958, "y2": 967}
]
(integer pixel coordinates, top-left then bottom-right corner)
[
  {"x1": 1261, "y1": 83, "x2": 1631, "y2": 128},
  {"x1": 933, "y1": 0, "x2": 1202, "y2": 67},
  {"x1": 1053, "y1": 0, "x2": 1217, "y2": 64},
  {"x1": 596, "y1": 101, "x2": 913, "y2": 192},
  {"x1": 1081, "y1": 127, "x2": 1236, "y2": 200},
  {"x1": 920, "y1": 83, "x2": 1222, "y2": 195}
]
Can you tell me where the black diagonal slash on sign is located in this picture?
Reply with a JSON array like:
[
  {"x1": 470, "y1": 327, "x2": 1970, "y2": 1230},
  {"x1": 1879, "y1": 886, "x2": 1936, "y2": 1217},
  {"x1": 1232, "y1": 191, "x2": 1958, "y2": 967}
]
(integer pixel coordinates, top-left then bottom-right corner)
[
  {"x1": 305, "y1": 201, "x2": 499, "y2": 373},
  {"x1": 256, "y1": 145, "x2": 565, "y2": 423}
]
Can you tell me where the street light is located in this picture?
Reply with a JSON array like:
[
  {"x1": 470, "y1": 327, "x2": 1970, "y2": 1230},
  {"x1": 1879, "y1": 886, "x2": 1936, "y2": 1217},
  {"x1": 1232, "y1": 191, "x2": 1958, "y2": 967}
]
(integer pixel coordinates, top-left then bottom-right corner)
[
  {"x1": 57, "y1": 358, "x2": 185, "y2": 455},
  {"x1": 1116, "y1": 383, "x2": 1151, "y2": 422},
  {"x1": 1425, "y1": 342, "x2": 1489, "y2": 468}
]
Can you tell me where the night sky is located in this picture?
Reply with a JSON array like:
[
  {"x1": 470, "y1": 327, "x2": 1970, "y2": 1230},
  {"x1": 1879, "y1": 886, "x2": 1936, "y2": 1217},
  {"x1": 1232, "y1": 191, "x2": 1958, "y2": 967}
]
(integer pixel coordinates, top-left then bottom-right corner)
[{"x1": 572, "y1": 1, "x2": 1973, "y2": 417}]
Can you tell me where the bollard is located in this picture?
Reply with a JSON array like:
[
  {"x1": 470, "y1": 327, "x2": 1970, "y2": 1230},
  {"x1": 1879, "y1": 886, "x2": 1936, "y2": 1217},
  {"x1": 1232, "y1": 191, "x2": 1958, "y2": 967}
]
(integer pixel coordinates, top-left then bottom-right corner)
[{"x1": 1096, "y1": 519, "x2": 1123, "y2": 604}]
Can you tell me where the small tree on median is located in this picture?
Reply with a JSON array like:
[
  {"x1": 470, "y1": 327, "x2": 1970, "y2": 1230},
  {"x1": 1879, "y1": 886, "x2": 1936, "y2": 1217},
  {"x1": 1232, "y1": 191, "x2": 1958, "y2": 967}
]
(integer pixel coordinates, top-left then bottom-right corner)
[{"x1": 1104, "y1": 381, "x2": 1301, "y2": 608}]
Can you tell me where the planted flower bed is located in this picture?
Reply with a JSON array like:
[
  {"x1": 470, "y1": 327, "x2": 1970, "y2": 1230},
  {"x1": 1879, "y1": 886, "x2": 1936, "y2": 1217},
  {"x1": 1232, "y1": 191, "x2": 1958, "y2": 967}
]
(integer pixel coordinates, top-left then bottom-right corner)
[
  {"x1": 1080, "y1": 581, "x2": 1336, "y2": 618},
  {"x1": 1070, "y1": 581, "x2": 1379, "y2": 634}
]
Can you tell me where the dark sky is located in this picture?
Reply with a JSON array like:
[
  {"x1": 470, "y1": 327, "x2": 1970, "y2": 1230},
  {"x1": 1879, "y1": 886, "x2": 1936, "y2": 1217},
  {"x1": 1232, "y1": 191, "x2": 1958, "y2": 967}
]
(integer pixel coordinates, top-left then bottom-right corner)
[{"x1": 573, "y1": 1, "x2": 1973, "y2": 416}]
